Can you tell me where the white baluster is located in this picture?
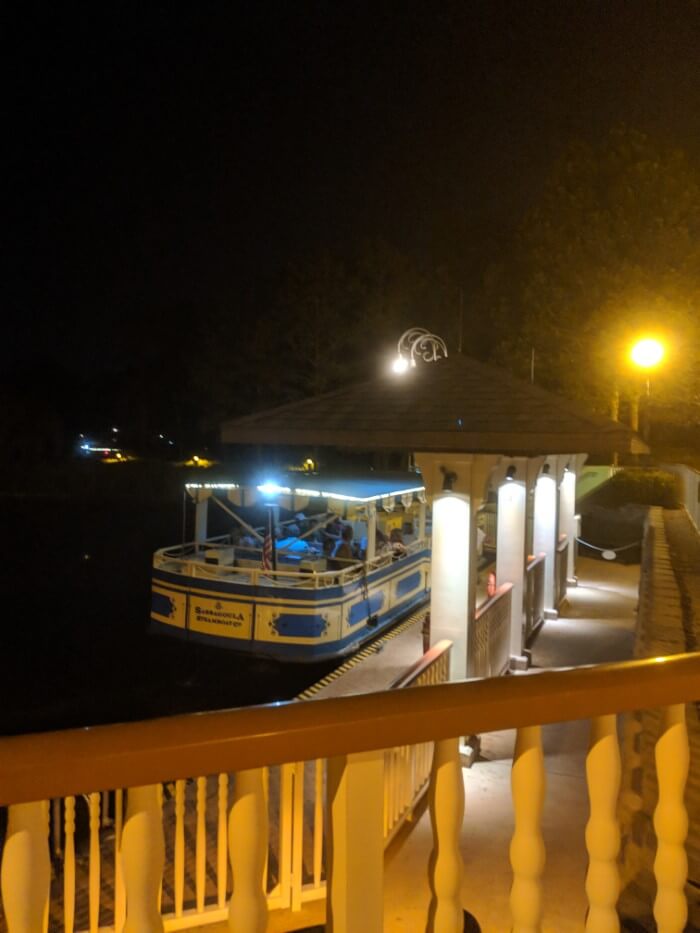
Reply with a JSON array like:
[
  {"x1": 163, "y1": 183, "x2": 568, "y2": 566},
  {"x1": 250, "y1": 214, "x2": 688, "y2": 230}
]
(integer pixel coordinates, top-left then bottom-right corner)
[
  {"x1": 196, "y1": 776, "x2": 207, "y2": 912},
  {"x1": 327, "y1": 751, "x2": 384, "y2": 933},
  {"x1": 217, "y1": 774, "x2": 229, "y2": 908},
  {"x1": 228, "y1": 768, "x2": 268, "y2": 932},
  {"x1": 114, "y1": 790, "x2": 125, "y2": 932},
  {"x1": 64, "y1": 797, "x2": 76, "y2": 933},
  {"x1": 0, "y1": 800, "x2": 50, "y2": 933},
  {"x1": 427, "y1": 737, "x2": 464, "y2": 933},
  {"x1": 121, "y1": 785, "x2": 164, "y2": 933},
  {"x1": 510, "y1": 725, "x2": 545, "y2": 933},
  {"x1": 653, "y1": 704, "x2": 689, "y2": 933},
  {"x1": 585, "y1": 714, "x2": 621, "y2": 932},
  {"x1": 291, "y1": 762, "x2": 304, "y2": 912},
  {"x1": 174, "y1": 780, "x2": 185, "y2": 916},
  {"x1": 88, "y1": 792, "x2": 101, "y2": 933},
  {"x1": 313, "y1": 759, "x2": 323, "y2": 888}
]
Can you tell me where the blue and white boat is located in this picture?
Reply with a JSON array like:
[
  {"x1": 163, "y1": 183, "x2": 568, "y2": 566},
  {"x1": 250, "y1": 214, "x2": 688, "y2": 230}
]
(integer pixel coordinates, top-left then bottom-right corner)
[{"x1": 151, "y1": 471, "x2": 430, "y2": 661}]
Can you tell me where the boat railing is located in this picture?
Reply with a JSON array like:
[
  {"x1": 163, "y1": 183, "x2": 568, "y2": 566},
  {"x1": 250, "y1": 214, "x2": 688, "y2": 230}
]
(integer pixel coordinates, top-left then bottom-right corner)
[
  {"x1": 154, "y1": 537, "x2": 428, "y2": 589},
  {"x1": 1, "y1": 651, "x2": 697, "y2": 930}
]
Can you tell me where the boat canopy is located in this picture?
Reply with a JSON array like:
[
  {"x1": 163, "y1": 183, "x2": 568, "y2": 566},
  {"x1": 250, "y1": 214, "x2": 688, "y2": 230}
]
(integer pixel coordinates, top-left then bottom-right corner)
[{"x1": 185, "y1": 470, "x2": 426, "y2": 507}]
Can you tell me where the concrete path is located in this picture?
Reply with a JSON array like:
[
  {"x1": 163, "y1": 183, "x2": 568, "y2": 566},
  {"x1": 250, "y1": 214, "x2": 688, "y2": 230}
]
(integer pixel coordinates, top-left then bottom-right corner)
[
  {"x1": 184, "y1": 557, "x2": 640, "y2": 933},
  {"x1": 382, "y1": 556, "x2": 639, "y2": 933}
]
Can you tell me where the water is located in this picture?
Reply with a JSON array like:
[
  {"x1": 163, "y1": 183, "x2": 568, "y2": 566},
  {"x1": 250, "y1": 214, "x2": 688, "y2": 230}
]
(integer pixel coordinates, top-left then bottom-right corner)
[{"x1": 0, "y1": 496, "x2": 337, "y2": 735}]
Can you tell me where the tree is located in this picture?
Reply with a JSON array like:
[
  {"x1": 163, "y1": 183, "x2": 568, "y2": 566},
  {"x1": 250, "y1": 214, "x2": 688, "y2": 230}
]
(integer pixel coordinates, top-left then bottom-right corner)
[{"x1": 488, "y1": 127, "x2": 700, "y2": 425}]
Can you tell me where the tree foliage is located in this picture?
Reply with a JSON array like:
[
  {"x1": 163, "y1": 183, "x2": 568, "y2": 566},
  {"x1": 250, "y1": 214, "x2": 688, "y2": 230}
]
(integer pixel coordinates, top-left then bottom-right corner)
[{"x1": 488, "y1": 127, "x2": 700, "y2": 425}]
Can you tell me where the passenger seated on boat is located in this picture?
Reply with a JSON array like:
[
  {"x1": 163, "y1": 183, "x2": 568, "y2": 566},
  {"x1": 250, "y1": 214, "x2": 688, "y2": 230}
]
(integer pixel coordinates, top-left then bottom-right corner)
[
  {"x1": 323, "y1": 515, "x2": 343, "y2": 549},
  {"x1": 328, "y1": 525, "x2": 355, "y2": 570},
  {"x1": 390, "y1": 527, "x2": 408, "y2": 558},
  {"x1": 376, "y1": 527, "x2": 391, "y2": 554}
]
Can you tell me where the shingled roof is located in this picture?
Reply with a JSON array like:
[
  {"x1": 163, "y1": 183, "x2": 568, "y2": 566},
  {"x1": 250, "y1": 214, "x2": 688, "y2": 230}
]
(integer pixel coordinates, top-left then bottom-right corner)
[{"x1": 221, "y1": 354, "x2": 646, "y2": 455}]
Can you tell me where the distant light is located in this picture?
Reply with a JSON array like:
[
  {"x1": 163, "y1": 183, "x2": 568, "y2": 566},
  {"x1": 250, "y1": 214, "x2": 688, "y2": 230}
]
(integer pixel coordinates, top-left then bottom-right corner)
[
  {"x1": 79, "y1": 433, "x2": 85, "y2": 439},
  {"x1": 112, "y1": 426, "x2": 118, "y2": 433},
  {"x1": 258, "y1": 482, "x2": 292, "y2": 496},
  {"x1": 506, "y1": 465, "x2": 516, "y2": 482},
  {"x1": 116, "y1": 452, "x2": 122, "y2": 460},
  {"x1": 159, "y1": 434, "x2": 164, "y2": 439},
  {"x1": 630, "y1": 337, "x2": 665, "y2": 370},
  {"x1": 193, "y1": 455, "x2": 200, "y2": 463},
  {"x1": 169, "y1": 440, "x2": 174, "y2": 446},
  {"x1": 392, "y1": 355, "x2": 409, "y2": 374}
]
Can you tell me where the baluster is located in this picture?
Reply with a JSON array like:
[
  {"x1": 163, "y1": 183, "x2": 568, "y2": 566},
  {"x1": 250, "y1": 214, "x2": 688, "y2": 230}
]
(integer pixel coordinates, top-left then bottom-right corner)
[
  {"x1": 64, "y1": 797, "x2": 76, "y2": 933},
  {"x1": 196, "y1": 776, "x2": 207, "y2": 912},
  {"x1": 174, "y1": 780, "x2": 185, "y2": 916},
  {"x1": 510, "y1": 725, "x2": 545, "y2": 933},
  {"x1": 52, "y1": 799, "x2": 63, "y2": 860},
  {"x1": 585, "y1": 715, "x2": 621, "y2": 932},
  {"x1": 228, "y1": 768, "x2": 268, "y2": 932},
  {"x1": 114, "y1": 790, "x2": 125, "y2": 931},
  {"x1": 121, "y1": 785, "x2": 164, "y2": 933},
  {"x1": 653, "y1": 704, "x2": 689, "y2": 933},
  {"x1": 88, "y1": 792, "x2": 101, "y2": 933},
  {"x1": 427, "y1": 737, "x2": 464, "y2": 933},
  {"x1": 291, "y1": 762, "x2": 304, "y2": 911},
  {"x1": 0, "y1": 800, "x2": 50, "y2": 932},
  {"x1": 327, "y1": 751, "x2": 384, "y2": 933},
  {"x1": 278, "y1": 764, "x2": 294, "y2": 906},
  {"x1": 313, "y1": 759, "x2": 323, "y2": 888},
  {"x1": 217, "y1": 774, "x2": 229, "y2": 908}
]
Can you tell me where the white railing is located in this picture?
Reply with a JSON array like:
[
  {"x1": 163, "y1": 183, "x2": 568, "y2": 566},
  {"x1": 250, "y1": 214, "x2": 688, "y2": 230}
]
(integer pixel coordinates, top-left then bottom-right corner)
[
  {"x1": 154, "y1": 538, "x2": 427, "y2": 589},
  {"x1": 10, "y1": 642, "x2": 451, "y2": 932},
  {"x1": 2, "y1": 653, "x2": 697, "y2": 932},
  {"x1": 524, "y1": 553, "x2": 545, "y2": 644},
  {"x1": 473, "y1": 583, "x2": 512, "y2": 678}
]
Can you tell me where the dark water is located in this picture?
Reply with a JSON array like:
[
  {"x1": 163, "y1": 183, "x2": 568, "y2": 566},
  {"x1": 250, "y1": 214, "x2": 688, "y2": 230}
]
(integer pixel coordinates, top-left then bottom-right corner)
[{"x1": 0, "y1": 496, "x2": 337, "y2": 735}]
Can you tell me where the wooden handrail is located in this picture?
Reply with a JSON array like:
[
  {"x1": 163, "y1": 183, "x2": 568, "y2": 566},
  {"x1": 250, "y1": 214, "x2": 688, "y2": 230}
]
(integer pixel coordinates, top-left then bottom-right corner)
[
  {"x1": 474, "y1": 582, "x2": 512, "y2": 620},
  {"x1": 1, "y1": 653, "x2": 699, "y2": 806},
  {"x1": 389, "y1": 639, "x2": 452, "y2": 689}
]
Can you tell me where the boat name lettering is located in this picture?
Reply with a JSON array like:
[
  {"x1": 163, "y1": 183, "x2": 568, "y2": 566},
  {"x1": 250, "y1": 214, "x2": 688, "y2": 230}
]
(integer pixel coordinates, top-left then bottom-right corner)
[{"x1": 193, "y1": 603, "x2": 246, "y2": 627}]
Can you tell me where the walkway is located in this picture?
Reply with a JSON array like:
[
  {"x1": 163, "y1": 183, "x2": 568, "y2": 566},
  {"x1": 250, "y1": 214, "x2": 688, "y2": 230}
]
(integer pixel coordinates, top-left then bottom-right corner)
[
  {"x1": 194, "y1": 556, "x2": 640, "y2": 933},
  {"x1": 381, "y1": 556, "x2": 639, "y2": 933}
]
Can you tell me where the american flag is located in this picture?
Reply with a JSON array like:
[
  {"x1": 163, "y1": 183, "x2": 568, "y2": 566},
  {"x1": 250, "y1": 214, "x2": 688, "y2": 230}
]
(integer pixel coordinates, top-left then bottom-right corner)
[
  {"x1": 262, "y1": 509, "x2": 274, "y2": 571},
  {"x1": 262, "y1": 531, "x2": 273, "y2": 571}
]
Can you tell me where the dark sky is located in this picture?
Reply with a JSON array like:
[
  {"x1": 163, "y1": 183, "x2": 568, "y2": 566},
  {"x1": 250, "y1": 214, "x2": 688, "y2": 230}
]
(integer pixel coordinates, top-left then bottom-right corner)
[{"x1": 6, "y1": 1, "x2": 700, "y2": 373}]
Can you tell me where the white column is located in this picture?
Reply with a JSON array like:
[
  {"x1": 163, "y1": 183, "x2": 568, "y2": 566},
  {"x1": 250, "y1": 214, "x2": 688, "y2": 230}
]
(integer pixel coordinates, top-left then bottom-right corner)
[
  {"x1": 366, "y1": 502, "x2": 377, "y2": 561},
  {"x1": 497, "y1": 474, "x2": 527, "y2": 660},
  {"x1": 417, "y1": 499, "x2": 427, "y2": 542},
  {"x1": 430, "y1": 492, "x2": 471, "y2": 681},
  {"x1": 533, "y1": 465, "x2": 558, "y2": 618},
  {"x1": 327, "y1": 751, "x2": 384, "y2": 933},
  {"x1": 559, "y1": 462, "x2": 577, "y2": 583},
  {"x1": 194, "y1": 493, "x2": 208, "y2": 550}
]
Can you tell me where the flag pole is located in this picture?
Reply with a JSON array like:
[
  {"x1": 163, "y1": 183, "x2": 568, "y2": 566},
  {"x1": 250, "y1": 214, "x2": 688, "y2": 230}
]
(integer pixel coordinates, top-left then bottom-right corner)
[{"x1": 269, "y1": 505, "x2": 277, "y2": 572}]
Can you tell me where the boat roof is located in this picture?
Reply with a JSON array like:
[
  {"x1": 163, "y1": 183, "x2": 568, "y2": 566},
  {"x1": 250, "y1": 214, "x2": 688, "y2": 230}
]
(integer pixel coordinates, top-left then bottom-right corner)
[{"x1": 185, "y1": 470, "x2": 425, "y2": 503}]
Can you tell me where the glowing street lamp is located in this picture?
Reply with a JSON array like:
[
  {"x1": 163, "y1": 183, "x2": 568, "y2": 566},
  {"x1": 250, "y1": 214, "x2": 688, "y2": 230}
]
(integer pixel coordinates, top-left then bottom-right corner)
[
  {"x1": 630, "y1": 337, "x2": 665, "y2": 370},
  {"x1": 628, "y1": 336, "x2": 666, "y2": 441}
]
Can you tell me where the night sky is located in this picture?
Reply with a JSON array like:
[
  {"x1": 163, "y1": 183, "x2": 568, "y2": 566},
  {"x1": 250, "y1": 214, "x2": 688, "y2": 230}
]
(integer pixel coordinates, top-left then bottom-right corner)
[{"x1": 6, "y1": 2, "x2": 700, "y2": 376}]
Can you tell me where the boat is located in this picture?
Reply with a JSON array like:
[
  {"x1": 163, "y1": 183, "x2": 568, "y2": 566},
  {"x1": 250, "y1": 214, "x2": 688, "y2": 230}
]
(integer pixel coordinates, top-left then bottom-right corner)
[{"x1": 150, "y1": 471, "x2": 431, "y2": 661}]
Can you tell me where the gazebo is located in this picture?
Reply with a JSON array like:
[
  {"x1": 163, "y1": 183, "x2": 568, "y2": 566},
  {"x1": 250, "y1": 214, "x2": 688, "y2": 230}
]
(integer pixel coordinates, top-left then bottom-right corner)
[{"x1": 221, "y1": 352, "x2": 645, "y2": 679}]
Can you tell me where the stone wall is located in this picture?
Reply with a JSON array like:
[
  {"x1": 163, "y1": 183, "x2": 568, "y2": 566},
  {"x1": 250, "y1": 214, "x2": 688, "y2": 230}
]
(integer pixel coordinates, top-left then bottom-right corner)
[{"x1": 618, "y1": 507, "x2": 700, "y2": 930}]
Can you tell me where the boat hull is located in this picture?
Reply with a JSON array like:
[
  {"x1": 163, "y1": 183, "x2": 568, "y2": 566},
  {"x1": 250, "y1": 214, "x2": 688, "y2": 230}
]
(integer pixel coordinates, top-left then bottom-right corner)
[{"x1": 150, "y1": 548, "x2": 430, "y2": 661}]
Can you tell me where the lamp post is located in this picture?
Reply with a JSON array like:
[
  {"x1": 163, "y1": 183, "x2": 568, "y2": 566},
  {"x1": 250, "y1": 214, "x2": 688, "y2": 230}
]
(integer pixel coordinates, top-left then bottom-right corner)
[{"x1": 629, "y1": 337, "x2": 665, "y2": 442}]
